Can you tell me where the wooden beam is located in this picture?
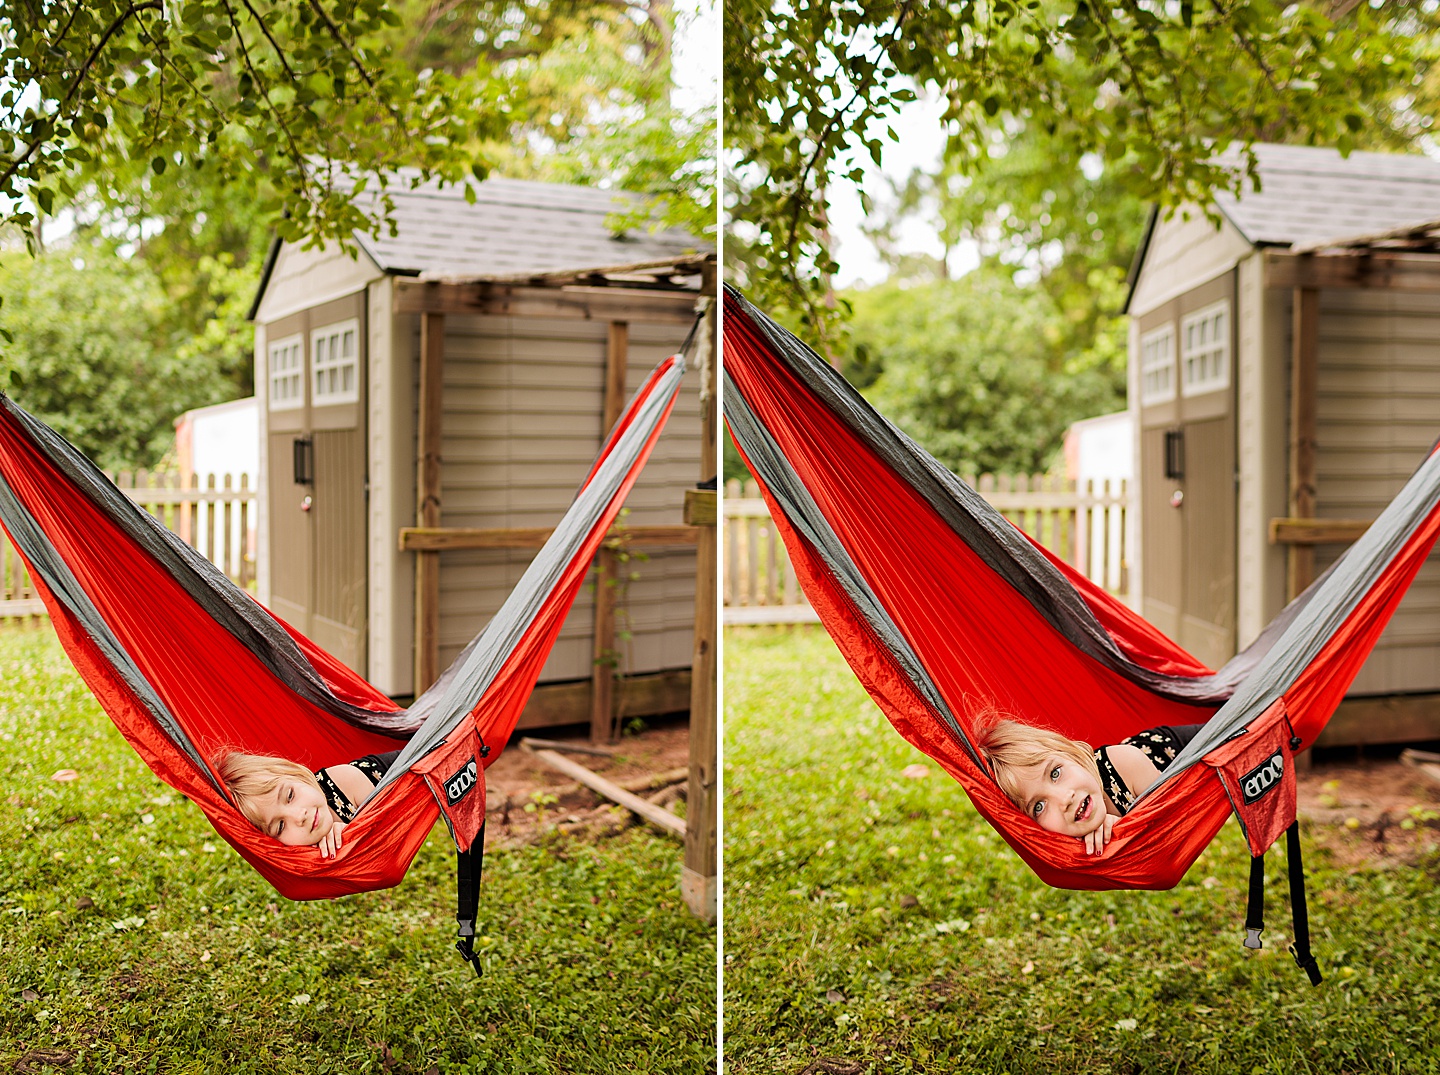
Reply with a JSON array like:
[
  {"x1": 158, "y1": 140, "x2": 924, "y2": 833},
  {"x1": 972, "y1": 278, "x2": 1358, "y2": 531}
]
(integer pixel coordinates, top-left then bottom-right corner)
[
  {"x1": 397, "y1": 524, "x2": 700, "y2": 552},
  {"x1": 683, "y1": 263, "x2": 718, "y2": 924},
  {"x1": 1313, "y1": 693, "x2": 1440, "y2": 748},
  {"x1": 393, "y1": 281, "x2": 699, "y2": 324},
  {"x1": 516, "y1": 737, "x2": 616, "y2": 757},
  {"x1": 414, "y1": 312, "x2": 445, "y2": 693},
  {"x1": 1269, "y1": 517, "x2": 1372, "y2": 546},
  {"x1": 1287, "y1": 287, "x2": 1319, "y2": 601},
  {"x1": 507, "y1": 669, "x2": 689, "y2": 729},
  {"x1": 592, "y1": 321, "x2": 630, "y2": 744},
  {"x1": 1265, "y1": 250, "x2": 1440, "y2": 292},
  {"x1": 524, "y1": 748, "x2": 685, "y2": 838},
  {"x1": 683, "y1": 488, "x2": 716, "y2": 527},
  {"x1": 1399, "y1": 748, "x2": 1440, "y2": 790},
  {"x1": 603, "y1": 322, "x2": 629, "y2": 429}
]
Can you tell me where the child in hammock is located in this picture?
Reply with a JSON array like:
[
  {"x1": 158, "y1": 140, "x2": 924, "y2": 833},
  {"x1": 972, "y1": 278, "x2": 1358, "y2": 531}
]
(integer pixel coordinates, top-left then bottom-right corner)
[
  {"x1": 975, "y1": 718, "x2": 1204, "y2": 856},
  {"x1": 218, "y1": 750, "x2": 401, "y2": 859}
]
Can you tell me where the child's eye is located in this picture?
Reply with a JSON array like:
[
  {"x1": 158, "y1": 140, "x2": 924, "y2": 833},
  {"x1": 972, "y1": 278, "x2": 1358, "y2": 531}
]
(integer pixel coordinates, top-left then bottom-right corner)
[
  {"x1": 286, "y1": 788, "x2": 294, "y2": 803},
  {"x1": 1050, "y1": 766, "x2": 1061, "y2": 781},
  {"x1": 276, "y1": 820, "x2": 285, "y2": 837},
  {"x1": 1032, "y1": 799, "x2": 1045, "y2": 818}
]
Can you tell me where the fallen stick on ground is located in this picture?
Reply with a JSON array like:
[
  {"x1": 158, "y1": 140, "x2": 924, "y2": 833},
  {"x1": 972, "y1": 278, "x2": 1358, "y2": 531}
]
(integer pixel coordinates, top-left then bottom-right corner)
[
  {"x1": 1399, "y1": 748, "x2": 1440, "y2": 789},
  {"x1": 526, "y1": 748, "x2": 686, "y2": 838},
  {"x1": 486, "y1": 766, "x2": 689, "y2": 818},
  {"x1": 626, "y1": 766, "x2": 689, "y2": 792},
  {"x1": 518, "y1": 736, "x2": 616, "y2": 757}
]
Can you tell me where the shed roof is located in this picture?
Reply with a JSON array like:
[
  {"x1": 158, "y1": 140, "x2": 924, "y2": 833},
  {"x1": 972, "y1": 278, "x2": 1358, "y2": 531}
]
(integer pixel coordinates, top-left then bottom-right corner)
[
  {"x1": 348, "y1": 174, "x2": 701, "y2": 277},
  {"x1": 1213, "y1": 143, "x2": 1440, "y2": 248},
  {"x1": 1125, "y1": 144, "x2": 1440, "y2": 313},
  {"x1": 249, "y1": 174, "x2": 703, "y2": 319}
]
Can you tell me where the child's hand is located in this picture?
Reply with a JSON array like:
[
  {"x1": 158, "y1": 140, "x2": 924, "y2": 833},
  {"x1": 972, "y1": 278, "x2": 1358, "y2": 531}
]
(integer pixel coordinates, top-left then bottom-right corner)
[
  {"x1": 1084, "y1": 812, "x2": 1117, "y2": 856},
  {"x1": 318, "y1": 821, "x2": 347, "y2": 860}
]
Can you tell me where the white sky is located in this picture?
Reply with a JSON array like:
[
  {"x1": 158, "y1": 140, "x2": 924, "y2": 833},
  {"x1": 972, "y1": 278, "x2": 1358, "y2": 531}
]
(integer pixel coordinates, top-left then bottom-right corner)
[
  {"x1": 672, "y1": 0, "x2": 719, "y2": 116},
  {"x1": 826, "y1": 90, "x2": 978, "y2": 289}
]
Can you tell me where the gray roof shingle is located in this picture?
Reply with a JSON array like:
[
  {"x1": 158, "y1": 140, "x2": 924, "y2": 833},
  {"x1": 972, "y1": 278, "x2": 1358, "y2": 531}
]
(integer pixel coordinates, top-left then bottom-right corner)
[
  {"x1": 346, "y1": 174, "x2": 702, "y2": 277},
  {"x1": 1214, "y1": 143, "x2": 1440, "y2": 248}
]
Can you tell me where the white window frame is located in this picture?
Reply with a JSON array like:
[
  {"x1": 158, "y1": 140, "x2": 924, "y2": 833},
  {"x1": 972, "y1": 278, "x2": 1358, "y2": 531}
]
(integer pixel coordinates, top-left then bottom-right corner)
[
  {"x1": 1180, "y1": 301, "x2": 1230, "y2": 398},
  {"x1": 1139, "y1": 324, "x2": 1176, "y2": 406},
  {"x1": 311, "y1": 318, "x2": 360, "y2": 406},
  {"x1": 268, "y1": 333, "x2": 305, "y2": 412}
]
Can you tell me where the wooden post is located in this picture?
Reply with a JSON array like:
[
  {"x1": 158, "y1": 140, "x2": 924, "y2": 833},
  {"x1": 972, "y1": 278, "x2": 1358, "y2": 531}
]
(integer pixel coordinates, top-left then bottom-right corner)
[
  {"x1": 1288, "y1": 286, "x2": 1320, "y2": 601},
  {"x1": 239, "y1": 473, "x2": 251, "y2": 589},
  {"x1": 414, "y1": 311, "x2": 445, "y2": 694},
  {"x1": 591, "y1": 321, "x2": 630, "y2": 742},
  {"x1": 683, "y1": 263, "x2": 718, "y2": 923}
]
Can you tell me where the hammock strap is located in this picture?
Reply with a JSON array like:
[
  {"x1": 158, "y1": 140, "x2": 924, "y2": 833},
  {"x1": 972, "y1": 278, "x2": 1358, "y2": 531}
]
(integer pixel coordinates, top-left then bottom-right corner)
[
  {"x1": 1241, "y1": 823, "x2": 1322, "y2": 986},
  {"x1": 1286, "y1": 821, "x2": 1323, "y2": 986},
  {"x1": 455, "y1": 826, "x2": 486, "y2": 978},
  {"x1": 1244, "y1": 854, "x2": 1265, "y2": 950}
]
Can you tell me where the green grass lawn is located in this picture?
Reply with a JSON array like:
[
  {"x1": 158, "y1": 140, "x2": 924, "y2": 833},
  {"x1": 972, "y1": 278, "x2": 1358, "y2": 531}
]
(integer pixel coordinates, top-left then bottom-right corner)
[
  {"x1": 0, "y1": 628, "x2": 715, "y2": 1074},
  {"x1": 724, "y1": 627, "x2": 1440, "y2": 1075}
]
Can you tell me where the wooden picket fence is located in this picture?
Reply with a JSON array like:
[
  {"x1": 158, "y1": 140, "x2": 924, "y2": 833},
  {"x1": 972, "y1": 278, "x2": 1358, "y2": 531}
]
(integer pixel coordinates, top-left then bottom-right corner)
[
  {"x1": 0, "y1": 472, "x2": 256, "y2": 621},
  {"x1": 724, "y1": 475, "x2": 1130, "y2": 625}
]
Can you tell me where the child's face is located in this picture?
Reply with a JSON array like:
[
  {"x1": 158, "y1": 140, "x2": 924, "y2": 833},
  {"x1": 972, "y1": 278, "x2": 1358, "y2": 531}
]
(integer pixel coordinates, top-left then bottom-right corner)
[
  {"x1": 252, "y1": 778, "x2": 335, "y2": 846},
  {"x1": 1011, "y1": 755, "x2": 1107, "y2": 838}
]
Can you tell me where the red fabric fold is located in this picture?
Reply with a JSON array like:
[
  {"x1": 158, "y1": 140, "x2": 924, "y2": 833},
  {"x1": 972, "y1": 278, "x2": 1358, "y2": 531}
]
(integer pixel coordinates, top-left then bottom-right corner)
[{"x1": 725, "y1": 297, "x2": 1440, "y2": 889}]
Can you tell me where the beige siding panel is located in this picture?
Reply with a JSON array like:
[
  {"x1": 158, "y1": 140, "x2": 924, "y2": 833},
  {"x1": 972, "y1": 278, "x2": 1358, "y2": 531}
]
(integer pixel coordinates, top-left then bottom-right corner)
[
  {"x1": 1129, "y1": 209, "x2": 1252, "y2": 317},
  {"x1": 1236, "y1": 251, "x2": 1289, "y2": 648},
  {"x1": 310, "y1": 428, "x2": 367, "y2": 673},
  {"x1": 254, "y1": 241, "x2": 384, "y2": 324},
  {"x1": 1179, "y1": 415, "x2": 1236, "y2": 668},
  {"x1": 429, "y1": 314, "x2": 699, "y2": 682},
  {"x1": 366, "y1": 281, "x2": 416, "y2": 696},
  {"x1": 268, "y1": 431, "x2": 310, "y2": 632},
  {"x1": 1313, "y1": 288, "x2": 1440, "y2": 694}
]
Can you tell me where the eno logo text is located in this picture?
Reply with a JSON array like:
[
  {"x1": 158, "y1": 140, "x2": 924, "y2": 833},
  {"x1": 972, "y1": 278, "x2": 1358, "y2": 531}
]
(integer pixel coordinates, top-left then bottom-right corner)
[{"x1": 1240, "y1": 751, "x2": 1285, "y2": 805}]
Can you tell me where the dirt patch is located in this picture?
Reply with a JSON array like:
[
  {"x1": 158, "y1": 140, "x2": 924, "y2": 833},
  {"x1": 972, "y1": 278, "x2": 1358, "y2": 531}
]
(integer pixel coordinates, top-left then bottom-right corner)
[
  {"x1": 483, "y1": 715, "x2": 691, "y2": 848},
  {"x1": 1296, "y1": 756, "x2": 1440, "y2": 869}
]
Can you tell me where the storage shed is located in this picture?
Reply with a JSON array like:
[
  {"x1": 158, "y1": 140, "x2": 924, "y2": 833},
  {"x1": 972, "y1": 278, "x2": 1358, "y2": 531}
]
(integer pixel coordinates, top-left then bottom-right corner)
[
  {"x1": 248, "y1": 176, "x2": 711, "y2": 736},
  {"x1": 1125, "y1": 143, "x2": 1440, "y2": 745}
]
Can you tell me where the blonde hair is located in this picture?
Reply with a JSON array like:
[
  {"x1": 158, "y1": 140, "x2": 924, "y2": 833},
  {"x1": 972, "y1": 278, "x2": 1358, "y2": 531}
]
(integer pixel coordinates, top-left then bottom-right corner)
[
  {"x1": 974, "y1": 717, "x2": 1101, "y2": 812},
  {"x1": 218, "y1": 752, "x2": 322, "y2": 831}
]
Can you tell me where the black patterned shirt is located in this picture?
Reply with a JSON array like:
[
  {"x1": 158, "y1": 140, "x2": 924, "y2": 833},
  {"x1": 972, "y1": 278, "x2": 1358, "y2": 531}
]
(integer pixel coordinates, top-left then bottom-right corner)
[
  {"x1": 1094, "y1": 724, "x2": 1204, "y2": 815},
  {"x1": 313, "y1": 750, "x2": 401, "y2": 823}
]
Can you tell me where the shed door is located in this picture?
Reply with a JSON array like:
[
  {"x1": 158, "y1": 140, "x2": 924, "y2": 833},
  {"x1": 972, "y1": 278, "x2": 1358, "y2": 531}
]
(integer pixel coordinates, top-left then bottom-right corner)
[
  {"x1": 1136, "y1": 275, "x2": 1237, "y2": 669},
  {"x1": 263, "y1": 297, "x2": 368, "y2": 675}
]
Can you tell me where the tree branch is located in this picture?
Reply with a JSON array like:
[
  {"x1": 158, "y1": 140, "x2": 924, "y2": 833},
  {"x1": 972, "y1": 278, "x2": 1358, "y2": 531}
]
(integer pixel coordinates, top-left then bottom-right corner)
[
  {"x1": 0, "y1": 1, "x2": 164, "y2": 193},
  {"x1": 781, "y1": 1, "x2": 917, "y2": 270},
  {"x1": 236, "y1": 0, "x2": 302, "y2": 85},
  {"x1": 220, "y1": 0, "x2": 312, "y2": 205}
]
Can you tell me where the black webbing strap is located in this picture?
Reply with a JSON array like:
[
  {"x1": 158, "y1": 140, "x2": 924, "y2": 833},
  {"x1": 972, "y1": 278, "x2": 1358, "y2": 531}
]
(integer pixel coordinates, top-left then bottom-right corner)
[
  {"x1": 1244, "y1": 852, "x2": 1265, "y2": 949},
  {"x1": 454, "y1": 821, "x2": 486, "y2": 978},
  {"x1": 1240, "y1": 824, "x2": 1322, "y2": 986},
  {"x1": 1285, "y1": 821, "x2": 1323, "y2": 986}
]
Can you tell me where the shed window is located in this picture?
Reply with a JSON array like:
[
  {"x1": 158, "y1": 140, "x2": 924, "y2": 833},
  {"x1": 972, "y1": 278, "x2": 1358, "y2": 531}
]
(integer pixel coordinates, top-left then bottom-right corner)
[
  {"x1": 268, "y1": 334, "x2": 304, "y2": 411},
  {"x1": 1139, "y1": 325, "x2": 1176, "y2": 406},
  {"x1": 1180, "y1": 302, "x2": 1229, "y2": 397},
  {"x1": 312, "y1": 319, "x2": 360, "y2": 406}
]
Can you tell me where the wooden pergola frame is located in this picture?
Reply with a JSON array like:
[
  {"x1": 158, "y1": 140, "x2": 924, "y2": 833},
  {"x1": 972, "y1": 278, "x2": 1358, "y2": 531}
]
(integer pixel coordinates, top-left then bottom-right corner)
[
  {"x1": 1264, "y1": 231, "x2": 1440, "y2": 600},
  {"x1": 395, "y1": 253, "x2": 718, "y2": 921}
]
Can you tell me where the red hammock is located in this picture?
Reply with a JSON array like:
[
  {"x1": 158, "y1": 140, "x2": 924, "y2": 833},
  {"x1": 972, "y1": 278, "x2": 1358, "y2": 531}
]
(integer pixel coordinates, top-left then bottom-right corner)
[
  {"x1": 723, "y1": 288, "x2": 1440, "y2": 893},
  {"x1": 0, "y1": 356, "x2": 684, "y2": 902}
]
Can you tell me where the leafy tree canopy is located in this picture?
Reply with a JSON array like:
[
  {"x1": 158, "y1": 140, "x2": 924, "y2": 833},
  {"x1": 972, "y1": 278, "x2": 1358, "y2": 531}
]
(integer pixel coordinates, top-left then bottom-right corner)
[
  {"x1": 726, "y1": 0, "x2": 1437, "y2": 344},
  {"x1": 0, "y1": 0, "x2": 496, "y2": 256},
  {"x1": 0, "y1": 246, "x2": 240, "y2": 468},
  {"x1": 0, "y1": 0, "x2": 713, "y2": 467}
]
